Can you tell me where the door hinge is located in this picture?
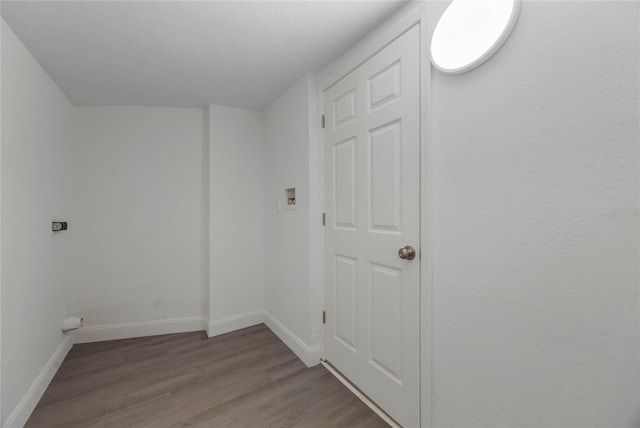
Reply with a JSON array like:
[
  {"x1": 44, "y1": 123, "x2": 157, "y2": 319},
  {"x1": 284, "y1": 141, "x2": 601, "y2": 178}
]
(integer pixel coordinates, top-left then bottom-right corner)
[
  {"x1": 322, "y1": 212, "x2": 326, "y2": 226},
  {"x1": 321, "y1": 115, "x2": 326, "y2": 129},
  {"x1": 322, "y1": 311, "x2": 326, "y2": 324}
]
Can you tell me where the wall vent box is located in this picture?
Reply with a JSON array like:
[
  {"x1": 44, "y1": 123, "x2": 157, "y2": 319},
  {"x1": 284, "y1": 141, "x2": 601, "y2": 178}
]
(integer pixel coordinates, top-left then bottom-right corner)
[{"x1": 285, "y1": 187, "x2": 296, "y2": 210}]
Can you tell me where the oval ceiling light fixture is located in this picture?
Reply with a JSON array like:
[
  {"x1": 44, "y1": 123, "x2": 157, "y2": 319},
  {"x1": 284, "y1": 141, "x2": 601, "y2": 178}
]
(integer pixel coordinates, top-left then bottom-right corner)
[{"x1": 430, "y1": 0, "x2": 521, "y2": 74}]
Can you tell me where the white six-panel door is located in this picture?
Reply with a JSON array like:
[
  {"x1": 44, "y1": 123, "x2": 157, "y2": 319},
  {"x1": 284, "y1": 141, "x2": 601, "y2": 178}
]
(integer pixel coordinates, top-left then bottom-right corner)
[{"x1": 324, "y1": 25, "x2": 420, "y2": 427}]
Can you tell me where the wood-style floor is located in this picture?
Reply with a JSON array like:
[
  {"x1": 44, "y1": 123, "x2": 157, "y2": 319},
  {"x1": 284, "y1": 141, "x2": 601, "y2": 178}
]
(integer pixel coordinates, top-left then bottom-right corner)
[{"x1": 26, "y1": 324, "x2": 388, "y2": 428}]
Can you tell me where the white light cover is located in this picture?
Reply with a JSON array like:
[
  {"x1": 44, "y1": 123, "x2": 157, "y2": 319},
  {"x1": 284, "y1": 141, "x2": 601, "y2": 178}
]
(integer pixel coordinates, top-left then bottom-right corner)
[{"x1": 431, "y1": 0, "x2": 520, "y2": 74}]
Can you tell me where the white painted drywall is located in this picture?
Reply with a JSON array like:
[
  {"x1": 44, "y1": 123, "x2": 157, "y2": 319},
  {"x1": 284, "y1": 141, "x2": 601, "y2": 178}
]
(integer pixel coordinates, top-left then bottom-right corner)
[
  {"x1": 201, "y1": 108, "x2": 210, "y2": 333},
  {"x1": 1, "y1": 19, "x2": 74, "y2": 425},
  {"x1": 208, "y1": 105, "x2": 264, "y2": 325},
  {"x1": 428, "y1": 1, "x2": 639, "y2": 426},
  {"x1": 264, "y1": 74, "x2": 323, "y2": 358},
  {"x1": 1, "y1": 16, "x2": 4, "y2": 425},
  {"x1": 306, "y1": 74, "x2": 324, "y2": 351},
  {"x1": 68, "y1": 106, "x2": 206, "y2": 328}
]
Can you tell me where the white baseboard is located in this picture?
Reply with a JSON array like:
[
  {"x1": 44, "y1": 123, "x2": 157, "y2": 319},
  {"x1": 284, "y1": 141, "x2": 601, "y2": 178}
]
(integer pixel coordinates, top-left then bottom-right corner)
[
  {"x1": 3, "y1": 335, "x2": 73, "y2": 428},
  {"x1": 73, "y1": 315, "x2": 207, "y2": 344},
  {"x1": 207, "y1": 310, "x2": 264, "y2": 338},
  {"x1": 263, "y1": 310, "x2": 321, "y2": 368}
]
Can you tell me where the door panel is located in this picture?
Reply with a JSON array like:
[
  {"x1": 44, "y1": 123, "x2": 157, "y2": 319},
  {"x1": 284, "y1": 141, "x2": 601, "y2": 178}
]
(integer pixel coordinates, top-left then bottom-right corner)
[
  {"x1": 370, "y1": 262, "x2": 403, "y2": 383},
  {"x1": 334, "y1": 138, "x2": 357, "y2": 229},
  {"x1": 324, "y1": 25, "x2": 420, "y2": 427},
  {"x1": 368, "y1": 60, "x2": 401, "y2": 111},
  {"x1": 335, "y1": 255, "x2": 358, "y2": 351},
  {"x1": 369, "y1": 120, "x2": 402, "y2": 233}
]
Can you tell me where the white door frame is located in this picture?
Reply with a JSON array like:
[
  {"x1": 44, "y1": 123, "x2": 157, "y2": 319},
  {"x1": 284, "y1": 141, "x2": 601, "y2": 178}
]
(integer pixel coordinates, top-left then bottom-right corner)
[{"x1": 315, "y1": 3, "x2": 433, "y2": 426}]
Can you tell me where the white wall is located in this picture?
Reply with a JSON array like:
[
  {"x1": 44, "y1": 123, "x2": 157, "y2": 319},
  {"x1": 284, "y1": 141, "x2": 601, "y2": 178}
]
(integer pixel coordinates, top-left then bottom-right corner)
[
  {"x1": 69, "y1": 106, "x2": 206, "y2": 332},
  {"x1": 427, "y1": 1, "x2": 639, "y2": 426},
  {"x1": 208, "y1": 105, "x2": 264, "y2": 332},
  {"x1": 0, "y1": 23, "x2": 3, "y2": 425},
  {"x1": 306, "y1": 74, "x2": 323, "y2": 352},
  {"x1": 1, "y1": 19, "x2": 74, "y2": 425},
  {"x1": 264, "y1": 75, "x2": 311, "y2": 344},
  {"x1": 263, "y1": 74, "x2": 322, "y2": 364}
]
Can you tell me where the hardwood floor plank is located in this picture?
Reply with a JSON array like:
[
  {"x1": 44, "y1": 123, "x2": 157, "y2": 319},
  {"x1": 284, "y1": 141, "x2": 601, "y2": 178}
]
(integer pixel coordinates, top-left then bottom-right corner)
[{"x1": 26, "y1": 324, "x2": 388, "y2": 428}]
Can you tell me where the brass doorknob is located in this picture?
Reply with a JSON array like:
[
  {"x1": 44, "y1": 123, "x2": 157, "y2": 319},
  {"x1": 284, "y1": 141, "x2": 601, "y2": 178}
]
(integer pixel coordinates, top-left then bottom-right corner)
[{"x1": 398, "y1": 245, "x2": 416, "y2": 260}]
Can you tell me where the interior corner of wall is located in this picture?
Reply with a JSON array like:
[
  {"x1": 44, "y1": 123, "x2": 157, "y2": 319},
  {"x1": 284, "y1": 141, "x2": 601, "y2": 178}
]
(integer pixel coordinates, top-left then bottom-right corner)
[
  {"x1": 263, "y1": 310, "x2": 321, "y2": 368},
  {"x1": 2, "y1": 334, "x2": 73, "y2": 428},
  {"x1": 207, "y1": 310, "x2": 264, "y2": 338}
]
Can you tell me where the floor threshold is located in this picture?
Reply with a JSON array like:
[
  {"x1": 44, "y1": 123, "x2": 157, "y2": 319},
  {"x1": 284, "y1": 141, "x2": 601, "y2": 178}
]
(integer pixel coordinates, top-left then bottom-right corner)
[{"x1": 320, "y1": 359, "x2": 401, "y2": 428}]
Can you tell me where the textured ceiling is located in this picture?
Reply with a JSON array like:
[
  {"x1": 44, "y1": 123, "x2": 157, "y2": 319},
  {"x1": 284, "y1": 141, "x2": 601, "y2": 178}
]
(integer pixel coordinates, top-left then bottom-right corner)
[{"x1": 1, "y1": 1, "x2": 407, "y2": 109}]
